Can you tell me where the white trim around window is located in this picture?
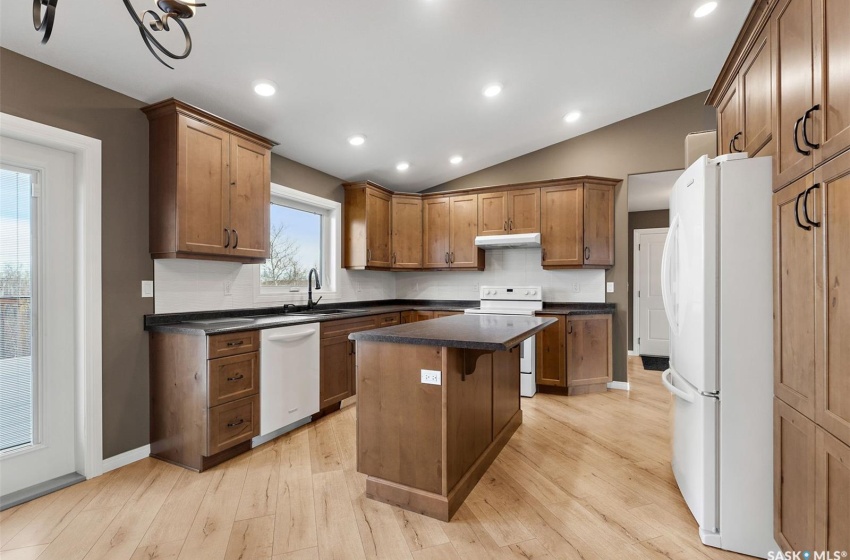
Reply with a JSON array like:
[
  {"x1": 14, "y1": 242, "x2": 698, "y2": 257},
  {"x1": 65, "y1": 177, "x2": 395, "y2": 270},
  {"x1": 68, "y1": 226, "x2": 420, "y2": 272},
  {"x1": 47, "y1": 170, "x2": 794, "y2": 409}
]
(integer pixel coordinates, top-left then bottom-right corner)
[{"x1": 252, "y1": 183, "x2": 342, "y2": 305}]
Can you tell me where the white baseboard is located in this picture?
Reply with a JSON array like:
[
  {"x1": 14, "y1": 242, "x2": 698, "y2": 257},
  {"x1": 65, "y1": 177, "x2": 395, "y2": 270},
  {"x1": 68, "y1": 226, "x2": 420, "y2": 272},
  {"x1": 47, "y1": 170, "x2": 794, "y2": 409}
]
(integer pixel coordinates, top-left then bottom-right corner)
[
  {"x1": 627, "y1": 350, "x2": 639, "y2": 357},
  {"x1": 102, "y1": 444, "x2": 150, "y2": 473},
  {"x1": 607, "y1": 381, "x2": 631, "y2": 391}
]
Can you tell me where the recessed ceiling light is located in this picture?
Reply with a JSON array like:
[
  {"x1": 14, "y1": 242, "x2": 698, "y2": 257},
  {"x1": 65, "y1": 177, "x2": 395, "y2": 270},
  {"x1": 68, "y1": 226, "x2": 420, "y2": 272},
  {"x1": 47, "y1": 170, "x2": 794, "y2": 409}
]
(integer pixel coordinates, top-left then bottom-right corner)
[
  {"x1": 482, "y1": 83, "x2": 503, "y2": 98},
  {"x1": 693, "y1": 2, "x2": 717, "y2": 18},
  {"x1": 396, "y1": 161, "x2": 410, "y2": 172},
  {"x1": 252, "y1": 79, "x2": 277, "y2": 97},
  {"x1": 564, "y1": 111, "x2": 581, "y2": 123},
  {"x1": 449, "y1": 155, "x2": 463, "y2": 165},
  {"x1": 348, "y1": 134, "x2": 366, "y2": 146}
]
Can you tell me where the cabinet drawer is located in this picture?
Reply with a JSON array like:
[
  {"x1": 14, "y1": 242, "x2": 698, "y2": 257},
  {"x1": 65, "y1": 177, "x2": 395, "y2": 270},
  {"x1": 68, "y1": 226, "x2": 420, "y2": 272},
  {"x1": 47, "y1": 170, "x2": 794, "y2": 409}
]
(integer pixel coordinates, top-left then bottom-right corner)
[
  {"x1": 208, "y1": 352, "x2": 259, "y2": 407},
  {"x1": 208, "y1": 330, "x2": 259, "y2": 359},
  {"x1": 207, "y1": 395, "x2": 259, "y2": 456},
  {"x1": 375, "y1": 312, "x2": 400, "y2": 327},
  {"x1": 320, "y1": 316, "x2": 378, "y2": 339}
]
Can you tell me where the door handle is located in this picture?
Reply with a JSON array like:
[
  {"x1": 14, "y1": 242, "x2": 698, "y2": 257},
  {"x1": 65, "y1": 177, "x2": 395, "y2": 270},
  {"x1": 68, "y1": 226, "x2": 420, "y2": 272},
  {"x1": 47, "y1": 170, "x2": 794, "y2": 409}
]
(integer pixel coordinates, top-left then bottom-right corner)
[
  {"x1": 802, "y1": 183, "x2": 821, "y2": 228},
  {"x1": 801, "y1": 104, "x2": 820, "y2": 150},
  {"x1": 445, "y1": 251, "x2": 449, "y2": 264},
  {"x1": 795, "y1": 191, "x2": 812, "y2": 231},
  {"x1": 227, "y1": 418, "x2": 245, "y2": 428},
  {"x1": 661, "y1": 368, "x2": 695, "y2": 403},
  {"x1": 232, "y1": 229, "x2": 239, "y2": 249},
  {"x1": 729, "y1": 131, "x2": 743, "y2": 153},
  {"x1": 226, "y1": 373, "x2": 244, "y2": 382},
  {"x1": 224, "y1": 228, "x2": 230, "y2": 248},
  {"x1": 584, "y1": 247, "x2": 590, "y2": 261},
  {"x1": 793, "y1": 116, "x2": 811, "y2": 156}
]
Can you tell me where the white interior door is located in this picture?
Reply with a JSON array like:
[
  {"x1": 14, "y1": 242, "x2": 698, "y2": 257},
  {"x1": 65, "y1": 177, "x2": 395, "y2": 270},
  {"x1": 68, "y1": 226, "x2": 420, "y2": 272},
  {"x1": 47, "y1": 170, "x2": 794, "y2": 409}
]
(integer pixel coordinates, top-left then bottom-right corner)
[
  {"x1": 636, "y1": 228, "x2": 669, "y2": 356},
  {"x1": 1, "y1": 137, "x2": 77, "y2": 499}
]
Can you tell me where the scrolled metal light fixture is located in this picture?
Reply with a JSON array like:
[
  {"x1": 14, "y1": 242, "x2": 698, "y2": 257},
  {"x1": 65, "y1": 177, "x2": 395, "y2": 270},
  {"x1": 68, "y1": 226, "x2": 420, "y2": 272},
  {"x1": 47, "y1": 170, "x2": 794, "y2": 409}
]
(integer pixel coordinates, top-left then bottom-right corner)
[{"x1": 33, "y1": 0, "x2": 207, "y2": 70}]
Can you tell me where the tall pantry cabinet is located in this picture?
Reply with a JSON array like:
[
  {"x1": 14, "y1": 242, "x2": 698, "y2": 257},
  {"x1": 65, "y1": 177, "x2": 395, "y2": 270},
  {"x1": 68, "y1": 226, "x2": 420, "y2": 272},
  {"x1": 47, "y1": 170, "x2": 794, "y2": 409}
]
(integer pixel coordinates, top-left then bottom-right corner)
[{"x1": 708, "y1": 0, "x2": 850, "y2": 554}]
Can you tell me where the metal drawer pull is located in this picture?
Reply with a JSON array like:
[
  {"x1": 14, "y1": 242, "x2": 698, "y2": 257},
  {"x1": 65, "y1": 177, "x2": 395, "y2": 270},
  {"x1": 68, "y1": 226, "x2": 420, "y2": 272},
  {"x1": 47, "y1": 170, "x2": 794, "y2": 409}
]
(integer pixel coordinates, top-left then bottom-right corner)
[
  {"x1": 801, "y1": 104, "x2": 820, "y2": 150},
  {"x1": 450, "y1": 252, "x2": 455, "y2": 263},
  {"x1": 232, "y1": 229, "x2": 239, "y2": 249},
  {"x1": 803, "y1": 183, "x2": 821, "y2": 228},
  {"x1": 227, "y1": 418, "x2": 245, "y2": 428},
  {"x1": 224, "y1": 228, "x2": 230, "y2": 248},
  {"x1": 504, "y1": 220, "x2": 507, "y2": 231},
  {"x1": 226, "y1": 373, "x2": 244, "y2": 382},
  {"x1": 793, "y1": 116, "x2": 810, "y2": 156},
  {"x1": 795, "y1": 191, "x2": 811, "y2": 231},
  {"x1": 226, "y1": 340, "x2": 245, "y2": 347},
  {"x1": 584, "y1": 247, "x2": 591, "y2": 260}
]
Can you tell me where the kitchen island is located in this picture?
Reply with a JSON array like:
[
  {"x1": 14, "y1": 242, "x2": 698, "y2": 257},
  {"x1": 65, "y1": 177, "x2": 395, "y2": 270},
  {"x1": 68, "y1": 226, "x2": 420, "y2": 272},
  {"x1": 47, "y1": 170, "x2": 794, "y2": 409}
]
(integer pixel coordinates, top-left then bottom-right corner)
[{"x1": 350, "y1": 313, "x2": 556, "y2": 521}]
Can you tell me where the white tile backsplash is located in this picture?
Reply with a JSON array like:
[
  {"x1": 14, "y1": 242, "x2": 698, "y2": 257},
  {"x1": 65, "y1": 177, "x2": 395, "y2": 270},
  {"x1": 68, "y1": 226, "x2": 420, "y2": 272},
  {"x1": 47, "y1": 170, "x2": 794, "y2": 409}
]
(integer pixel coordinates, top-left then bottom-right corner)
[{"x1": 153, "y1": 248, "x2": 603, "y2": 314}]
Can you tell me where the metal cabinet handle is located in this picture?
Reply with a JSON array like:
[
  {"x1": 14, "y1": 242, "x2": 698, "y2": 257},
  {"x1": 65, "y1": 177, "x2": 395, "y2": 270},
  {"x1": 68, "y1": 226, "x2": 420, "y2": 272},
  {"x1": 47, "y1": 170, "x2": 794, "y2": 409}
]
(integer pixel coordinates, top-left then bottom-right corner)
[
  {"x1": 795, "y1": 191, "x2": 812, "y2": 231},
  {"x1": 509, "y1": 218, "x2": 513, "y2": 231},
  {"x1": 504, "y1": 220, "x2": 507, "y2": 231},
  {"x1": 793, "y1": 116, "x2": 811, "y2": 156},
  {"x1": 729, "y1": 131, "x2": 743, "y2": 153},
  {"x1": 450, "y1": 252, "x2": 455, "y2": 263},
  {"x1": 232, "y1": 229, "x2": 239, "y2": 249},
  {"x1": 802, "y1": 104, "x2": 820, "y2": 150},
  {"x1": 224, "y1": 228, "x2": 230, "y2": 248},
  {"x1": 349, "y1": 340, "x2": 356, "y2": 355},
  {"x1": 227, "y1": 418, "x2": 245, "y2": 428},
  {"x1": 803, "y1": 183, "x2": 821, "y2": 228},
  {"x1": 445, "y1": 252, "x2": 449, "y2": 264},
  {"x1": 392, "y1": 252, "x2": 396, "y2": 264},
  {"x1": 542, "y1": 247, "x2": 546, "y2": 261},
  {"x1": 584, "y1": 247, "x2": 591, "y2": 261},
  {"x1": 567, "y1": 321, "x2": 573, "y2": 334},
  {"x1": 226, "y1": 340, "x2": 245, "y2": 347},
  {"x1": 226, "y1": 373, "x2": 244, "y2": 382}
]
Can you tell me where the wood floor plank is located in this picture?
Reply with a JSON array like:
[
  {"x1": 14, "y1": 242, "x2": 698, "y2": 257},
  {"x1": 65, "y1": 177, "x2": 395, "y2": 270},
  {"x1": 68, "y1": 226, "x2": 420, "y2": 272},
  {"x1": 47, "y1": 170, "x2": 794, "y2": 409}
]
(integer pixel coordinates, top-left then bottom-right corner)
[
  {"x1": 235, "y1": 441, "x2": 281, "y2": 521},
  {"x1": 224, "y1": 515, "x2": 274, "y2": 560},
  {"x1": 136, "y1": 468, "x2": 215, "y2": 549},
  {"x1": 0, "y1": 492, "x2": 59, "y2": 548},
  {"x1": 411, "y1": 542, "x2": 462, "y2": 560},
  {"x1": 84, "y1": 459, "x2": 158, "y2": 511},
  {"x1": 312, "y1": 470, "x2": 366, "y2": 560},
  {"x1": 37, "y1": 505, "x2": 122, "y2": 560},
  {"x1": 308, "y1": 421, "x2": 342, "y2": 474},
  {"x1": 129, "y1": 538, "x2": 184, "y2": 560},
  {"x1": 351, "y1": 494, "x2": 413, "y2": 560},
  {"x1": 272, "y1": 465, "x2": 316, "y2": 556},
  {"x1": 0, "y1": 543, "x2": 49, "y2": 559},
  {"x1": 271, "y1": 547, "x2": 319, "y2": 560},
  {"x1": 505, "y1": 538, "x2": 554, "y2": 559},
  {"x1": 393, "y1": 508, "x2": 450, "y2": 552}
]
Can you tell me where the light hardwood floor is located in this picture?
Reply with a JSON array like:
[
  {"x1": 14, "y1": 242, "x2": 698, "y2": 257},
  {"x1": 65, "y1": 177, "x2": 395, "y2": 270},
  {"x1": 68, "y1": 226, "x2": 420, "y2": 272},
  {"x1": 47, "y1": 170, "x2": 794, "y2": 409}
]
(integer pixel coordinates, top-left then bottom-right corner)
[{"x1": 0, "y1": 357, "x2": 751, "y2": 560}]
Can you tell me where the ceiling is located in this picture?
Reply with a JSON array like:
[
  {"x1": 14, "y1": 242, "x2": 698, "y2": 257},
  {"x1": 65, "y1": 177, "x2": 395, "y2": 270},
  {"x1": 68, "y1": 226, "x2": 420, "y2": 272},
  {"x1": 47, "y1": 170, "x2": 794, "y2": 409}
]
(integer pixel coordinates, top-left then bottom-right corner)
[
  {"x1": 0, "y1": 1, "x2": 750, "y2": 192},
  {"x1": 628, "y1": 169, "x2": 683, "y2": 212}
]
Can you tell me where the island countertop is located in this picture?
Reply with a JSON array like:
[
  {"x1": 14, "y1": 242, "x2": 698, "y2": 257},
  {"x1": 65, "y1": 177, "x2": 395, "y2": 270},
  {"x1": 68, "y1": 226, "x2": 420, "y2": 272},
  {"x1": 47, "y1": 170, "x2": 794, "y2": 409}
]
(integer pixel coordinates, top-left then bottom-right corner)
[{"x1": 348, "y1": 313, "x2": 556, "y2": 351}]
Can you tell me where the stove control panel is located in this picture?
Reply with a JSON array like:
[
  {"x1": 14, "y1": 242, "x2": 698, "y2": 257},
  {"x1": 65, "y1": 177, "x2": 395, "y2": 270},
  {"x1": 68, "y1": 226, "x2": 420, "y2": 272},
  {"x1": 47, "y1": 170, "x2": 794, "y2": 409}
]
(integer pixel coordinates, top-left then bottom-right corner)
[{"x1": 479, "y1": 286, "x2": 543, "y2": 301}]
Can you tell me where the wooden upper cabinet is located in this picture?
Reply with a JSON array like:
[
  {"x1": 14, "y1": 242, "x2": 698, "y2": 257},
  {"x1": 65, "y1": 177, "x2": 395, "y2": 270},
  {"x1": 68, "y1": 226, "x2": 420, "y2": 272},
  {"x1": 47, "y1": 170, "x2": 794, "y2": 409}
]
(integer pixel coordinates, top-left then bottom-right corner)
[
  {"x1": 391, "y1": 195, "x2": 422, "y2": 269},
  {"x1": 449, "y1": 194, "x2": 483, "y2": 269},
  {"x1": 741, "y1": 25, "x2": 774, "y2": 156},
  {"x1": 541, "y1": 184, "x2": 583, "y2": 267},
  {"x1": 812, "y1": 0, "x2": 850, "y2": 164},
  {"x1": 815, "y1": 150, "x2": 850, "y2": 446},
  {"x1": 342, "y1": 182, "x2": 392, "y2": 270},
  {"x1": 773, "y1": 0, "x2": 816, "y2": 188},
  {"x1": 143, "y1": 99, "x2": 275, "y2": 263},
  {"x1": 583, "y1": 182, "x2": 615, "y2": 267},
  {"x1": 773, "y1": 174, "x2": 818, "y2": 419},
  {"x1": 229, "y1": 136, "x2": 271, "y2": 260},
  {"x1": 507, "y1": 188, "x2": 540, "y2": 234},
  {"x1": 478, "y1": 191, "x2": 508, "y2": 236},
  {"x1": 423, "y1": 197, "x2": 451, "y2": 268},
  {"x1": 718, "y1": 81, "x2": 742, "y2": 155}
]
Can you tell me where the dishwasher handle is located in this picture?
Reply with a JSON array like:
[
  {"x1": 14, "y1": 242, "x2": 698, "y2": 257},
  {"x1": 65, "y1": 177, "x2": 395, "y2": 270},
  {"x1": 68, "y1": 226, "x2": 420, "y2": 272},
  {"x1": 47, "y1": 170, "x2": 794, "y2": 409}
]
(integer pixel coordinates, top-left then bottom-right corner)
[{"x1": 267, "y1": 329, "x2": 317, "y2": 343}]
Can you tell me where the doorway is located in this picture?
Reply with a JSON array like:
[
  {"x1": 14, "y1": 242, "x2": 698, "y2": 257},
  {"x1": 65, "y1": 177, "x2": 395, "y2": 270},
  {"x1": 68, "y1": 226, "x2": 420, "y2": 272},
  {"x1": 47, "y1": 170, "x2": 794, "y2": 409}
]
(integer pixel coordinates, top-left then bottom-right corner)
[{"x1": 634, "y1": 228, "x2": 669, "y2": 356}]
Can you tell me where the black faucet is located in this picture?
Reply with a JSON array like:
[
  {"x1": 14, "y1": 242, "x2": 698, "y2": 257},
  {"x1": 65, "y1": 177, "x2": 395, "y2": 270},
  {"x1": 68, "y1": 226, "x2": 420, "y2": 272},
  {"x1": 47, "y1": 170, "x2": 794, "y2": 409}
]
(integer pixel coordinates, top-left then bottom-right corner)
[{"x1": 307, "y1": 268, "x2": 322, "y2": 310}]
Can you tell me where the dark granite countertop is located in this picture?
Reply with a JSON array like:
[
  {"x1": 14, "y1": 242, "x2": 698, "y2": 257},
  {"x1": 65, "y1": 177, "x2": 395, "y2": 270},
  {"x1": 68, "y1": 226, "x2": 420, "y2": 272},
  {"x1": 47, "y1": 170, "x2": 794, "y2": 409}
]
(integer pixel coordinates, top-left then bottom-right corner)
[
  {"x1": 349, "y1": 314, "x2": 557, "y2": 351},
  {"x1": 144, "y1": 299, "x2": 613, "y2": 335}
]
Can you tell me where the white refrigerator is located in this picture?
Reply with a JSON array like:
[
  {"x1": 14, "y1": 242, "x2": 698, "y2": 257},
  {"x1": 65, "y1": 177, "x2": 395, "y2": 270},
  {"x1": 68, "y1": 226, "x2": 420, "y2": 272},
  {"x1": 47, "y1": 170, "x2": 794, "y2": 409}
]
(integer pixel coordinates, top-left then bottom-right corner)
[{"x1": 660, "y1": 154, "x2": 778, "y2": 558}]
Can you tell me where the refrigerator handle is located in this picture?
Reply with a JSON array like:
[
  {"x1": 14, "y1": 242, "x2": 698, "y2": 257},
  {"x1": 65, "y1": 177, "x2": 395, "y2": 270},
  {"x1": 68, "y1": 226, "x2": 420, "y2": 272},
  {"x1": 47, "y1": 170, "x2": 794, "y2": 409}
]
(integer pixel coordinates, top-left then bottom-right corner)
[
  {"x1": 661, "y1": 368, "x2": 695, "y2": 403},
  {"x1": 661, "y1": 215, "x2": 679, "y2": 334}
]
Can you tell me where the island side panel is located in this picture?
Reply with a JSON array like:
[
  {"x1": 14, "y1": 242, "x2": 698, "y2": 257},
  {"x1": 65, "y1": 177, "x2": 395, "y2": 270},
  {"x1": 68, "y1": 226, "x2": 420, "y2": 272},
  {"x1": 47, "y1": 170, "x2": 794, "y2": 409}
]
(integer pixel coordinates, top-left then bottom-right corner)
[
  {"x1": 356, "y1": 341, "x2": 444, "y2": 495},
  {"x1": 445, "y1": 348, "x2": 494, "y2": 492},
  {"x1": 492, "y1": 348, "x2": 521, "y2": 436}
]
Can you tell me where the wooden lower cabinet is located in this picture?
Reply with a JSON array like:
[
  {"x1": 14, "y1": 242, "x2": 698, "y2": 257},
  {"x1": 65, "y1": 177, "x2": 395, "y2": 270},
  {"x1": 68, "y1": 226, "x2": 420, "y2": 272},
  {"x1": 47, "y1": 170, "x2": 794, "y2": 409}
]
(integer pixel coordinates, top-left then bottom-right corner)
[
  {"x1": 150, "y1": 330, "x2": 260, "y2": 471},
  {"x1": 400, "y1": 309, "x2": 460, "y2": 323},
  {"x1": 535, "y1": 314, "x2": 612, "y2": 394},
  {"x1": 774, "y1": 398, "x2": 817, "y2": 552},
  {"x1": 815, "y1": 427, "x2": 850, "y2": 553}
]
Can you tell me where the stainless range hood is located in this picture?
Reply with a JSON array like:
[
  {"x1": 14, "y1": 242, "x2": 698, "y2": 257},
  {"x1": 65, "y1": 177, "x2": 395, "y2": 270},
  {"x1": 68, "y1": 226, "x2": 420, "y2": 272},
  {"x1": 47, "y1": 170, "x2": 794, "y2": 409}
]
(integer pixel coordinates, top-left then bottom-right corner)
[{"x1": 474, "y1": 232, "x2": 541, "y2": 249}]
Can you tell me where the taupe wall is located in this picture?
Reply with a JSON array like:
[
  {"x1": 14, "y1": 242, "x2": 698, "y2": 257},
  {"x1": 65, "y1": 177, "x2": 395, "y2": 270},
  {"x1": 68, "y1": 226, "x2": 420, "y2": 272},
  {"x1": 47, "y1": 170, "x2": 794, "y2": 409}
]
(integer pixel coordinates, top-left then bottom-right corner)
[
  {"x1": 0, "y1": 48, "x2": 345, "y2": 458},
  {"x1": 627, "y1": 209, "x2": 669, "y2": 352},
  {"x1": 428, "y1": 92, "x2": 716, "y2": 381}
]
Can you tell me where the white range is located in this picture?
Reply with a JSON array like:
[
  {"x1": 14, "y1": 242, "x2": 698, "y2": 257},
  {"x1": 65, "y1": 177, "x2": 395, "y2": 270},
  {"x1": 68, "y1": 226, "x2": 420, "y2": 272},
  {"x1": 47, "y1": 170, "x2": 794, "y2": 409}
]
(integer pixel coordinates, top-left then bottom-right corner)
[{"x1": 464, "y1": 286, "x2": 542, "y2": 397}]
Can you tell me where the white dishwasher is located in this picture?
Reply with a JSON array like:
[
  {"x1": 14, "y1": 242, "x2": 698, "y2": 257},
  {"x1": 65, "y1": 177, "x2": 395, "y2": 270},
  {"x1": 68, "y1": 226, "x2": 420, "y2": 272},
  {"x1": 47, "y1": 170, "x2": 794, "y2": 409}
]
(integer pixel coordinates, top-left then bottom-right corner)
[{"x1": 259, "y1": 323, "x2": 320, "y2": 440}]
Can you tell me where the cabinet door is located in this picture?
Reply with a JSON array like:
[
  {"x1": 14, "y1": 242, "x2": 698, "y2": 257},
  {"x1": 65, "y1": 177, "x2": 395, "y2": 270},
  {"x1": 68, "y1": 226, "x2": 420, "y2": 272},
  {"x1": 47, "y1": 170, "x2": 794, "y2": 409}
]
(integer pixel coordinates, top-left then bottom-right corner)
[
  {"x1": 772, "y1": 0, "x2": 815, "y2": 188},
  {"x1": 741, "y1": 25, "x2": 773, "y2": 156},
  {"x1": 423, "y1": 197, "x2": 451, "y2": 268},
  {"x1": 816, "y1": 151, "x2": 850, "y2": 446},
  {"x1": 815, "y1": 427, "x2": 850, "y2": 554},
  {"x1": 228, "y1": 136, "x2": 270, "y2": 260},
  {"x1": 774, "y1": 175, "x2": 818, "y2": 419},
  {"x1": 434, "y1": 311, "x2": 461, "y2": 318},
  {"x1": 477, "y1": 191, "x2": 508, "y2": 236},
  {"x1": 366, "y1": 188, "x2": 392, "y2": 268},
  {"x1": 507, "y1": 188, "x2": 540, "y2": 235},
  {"x1": 540, "y1": 185, "x2": 583, "y2": 267},
  {"x1": 718, "y1": 81, "x2": 742, "y2": 155},
  {"x1": 320, "y1": 334, "x2": 354, "y2": 408},
  {"x1": 535, "y1": 314, "x2": 565, "y2": 387},
  {"x1": 774, "y1": 398, "x2": 816, "y2": 553},
  {"x1": 449, "y1": 194, "x2": 482, "y2": 269},
  {"x1": 391, "y1": 196, "x2": 422, "y2": 269},
  {"x1": 583, "y1": 182, "x2": 615, "y2": 267},
  {"x1": 415, "y1": 310, "x2": 435, "y2": 322},
  {"x1": 812, "y1": 0, "x2": 850, "y2": 164},
  {"x1": 400, "y1": 310, "x2": 417, "y2": 324},
  {"x1": 565, "y1": 315, "x2": 612, "y2": 389},
  {"x1": 176, "y1": 116, "x2": 230, "y2": 256}
]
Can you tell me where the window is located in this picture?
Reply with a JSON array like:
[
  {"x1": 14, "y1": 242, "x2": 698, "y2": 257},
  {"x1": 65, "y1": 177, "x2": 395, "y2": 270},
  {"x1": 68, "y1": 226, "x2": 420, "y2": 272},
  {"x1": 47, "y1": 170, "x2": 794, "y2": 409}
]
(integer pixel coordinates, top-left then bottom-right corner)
[{"x1": 255, "y1": 184, "x2": 340, "y2": 301}]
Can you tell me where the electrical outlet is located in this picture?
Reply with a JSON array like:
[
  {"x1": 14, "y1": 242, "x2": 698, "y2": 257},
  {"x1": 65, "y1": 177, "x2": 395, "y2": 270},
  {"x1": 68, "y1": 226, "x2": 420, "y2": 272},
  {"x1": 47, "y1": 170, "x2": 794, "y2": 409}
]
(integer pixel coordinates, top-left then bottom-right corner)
[
  {"x1": 421, "y1": 369, "x2": 441, "y2": 385},
  {"x1": 571, "y1": 282, "x2": 580, "y2": 293},
  {"x1": 607, "y1": 282, "x2": 615, "y2": 293},
  {"x1": 141, "y1": 280, "x2": 154, "y2": 298},
  {"x1": 224, "y1": 280, "x2": 233, "y2": 296}
]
